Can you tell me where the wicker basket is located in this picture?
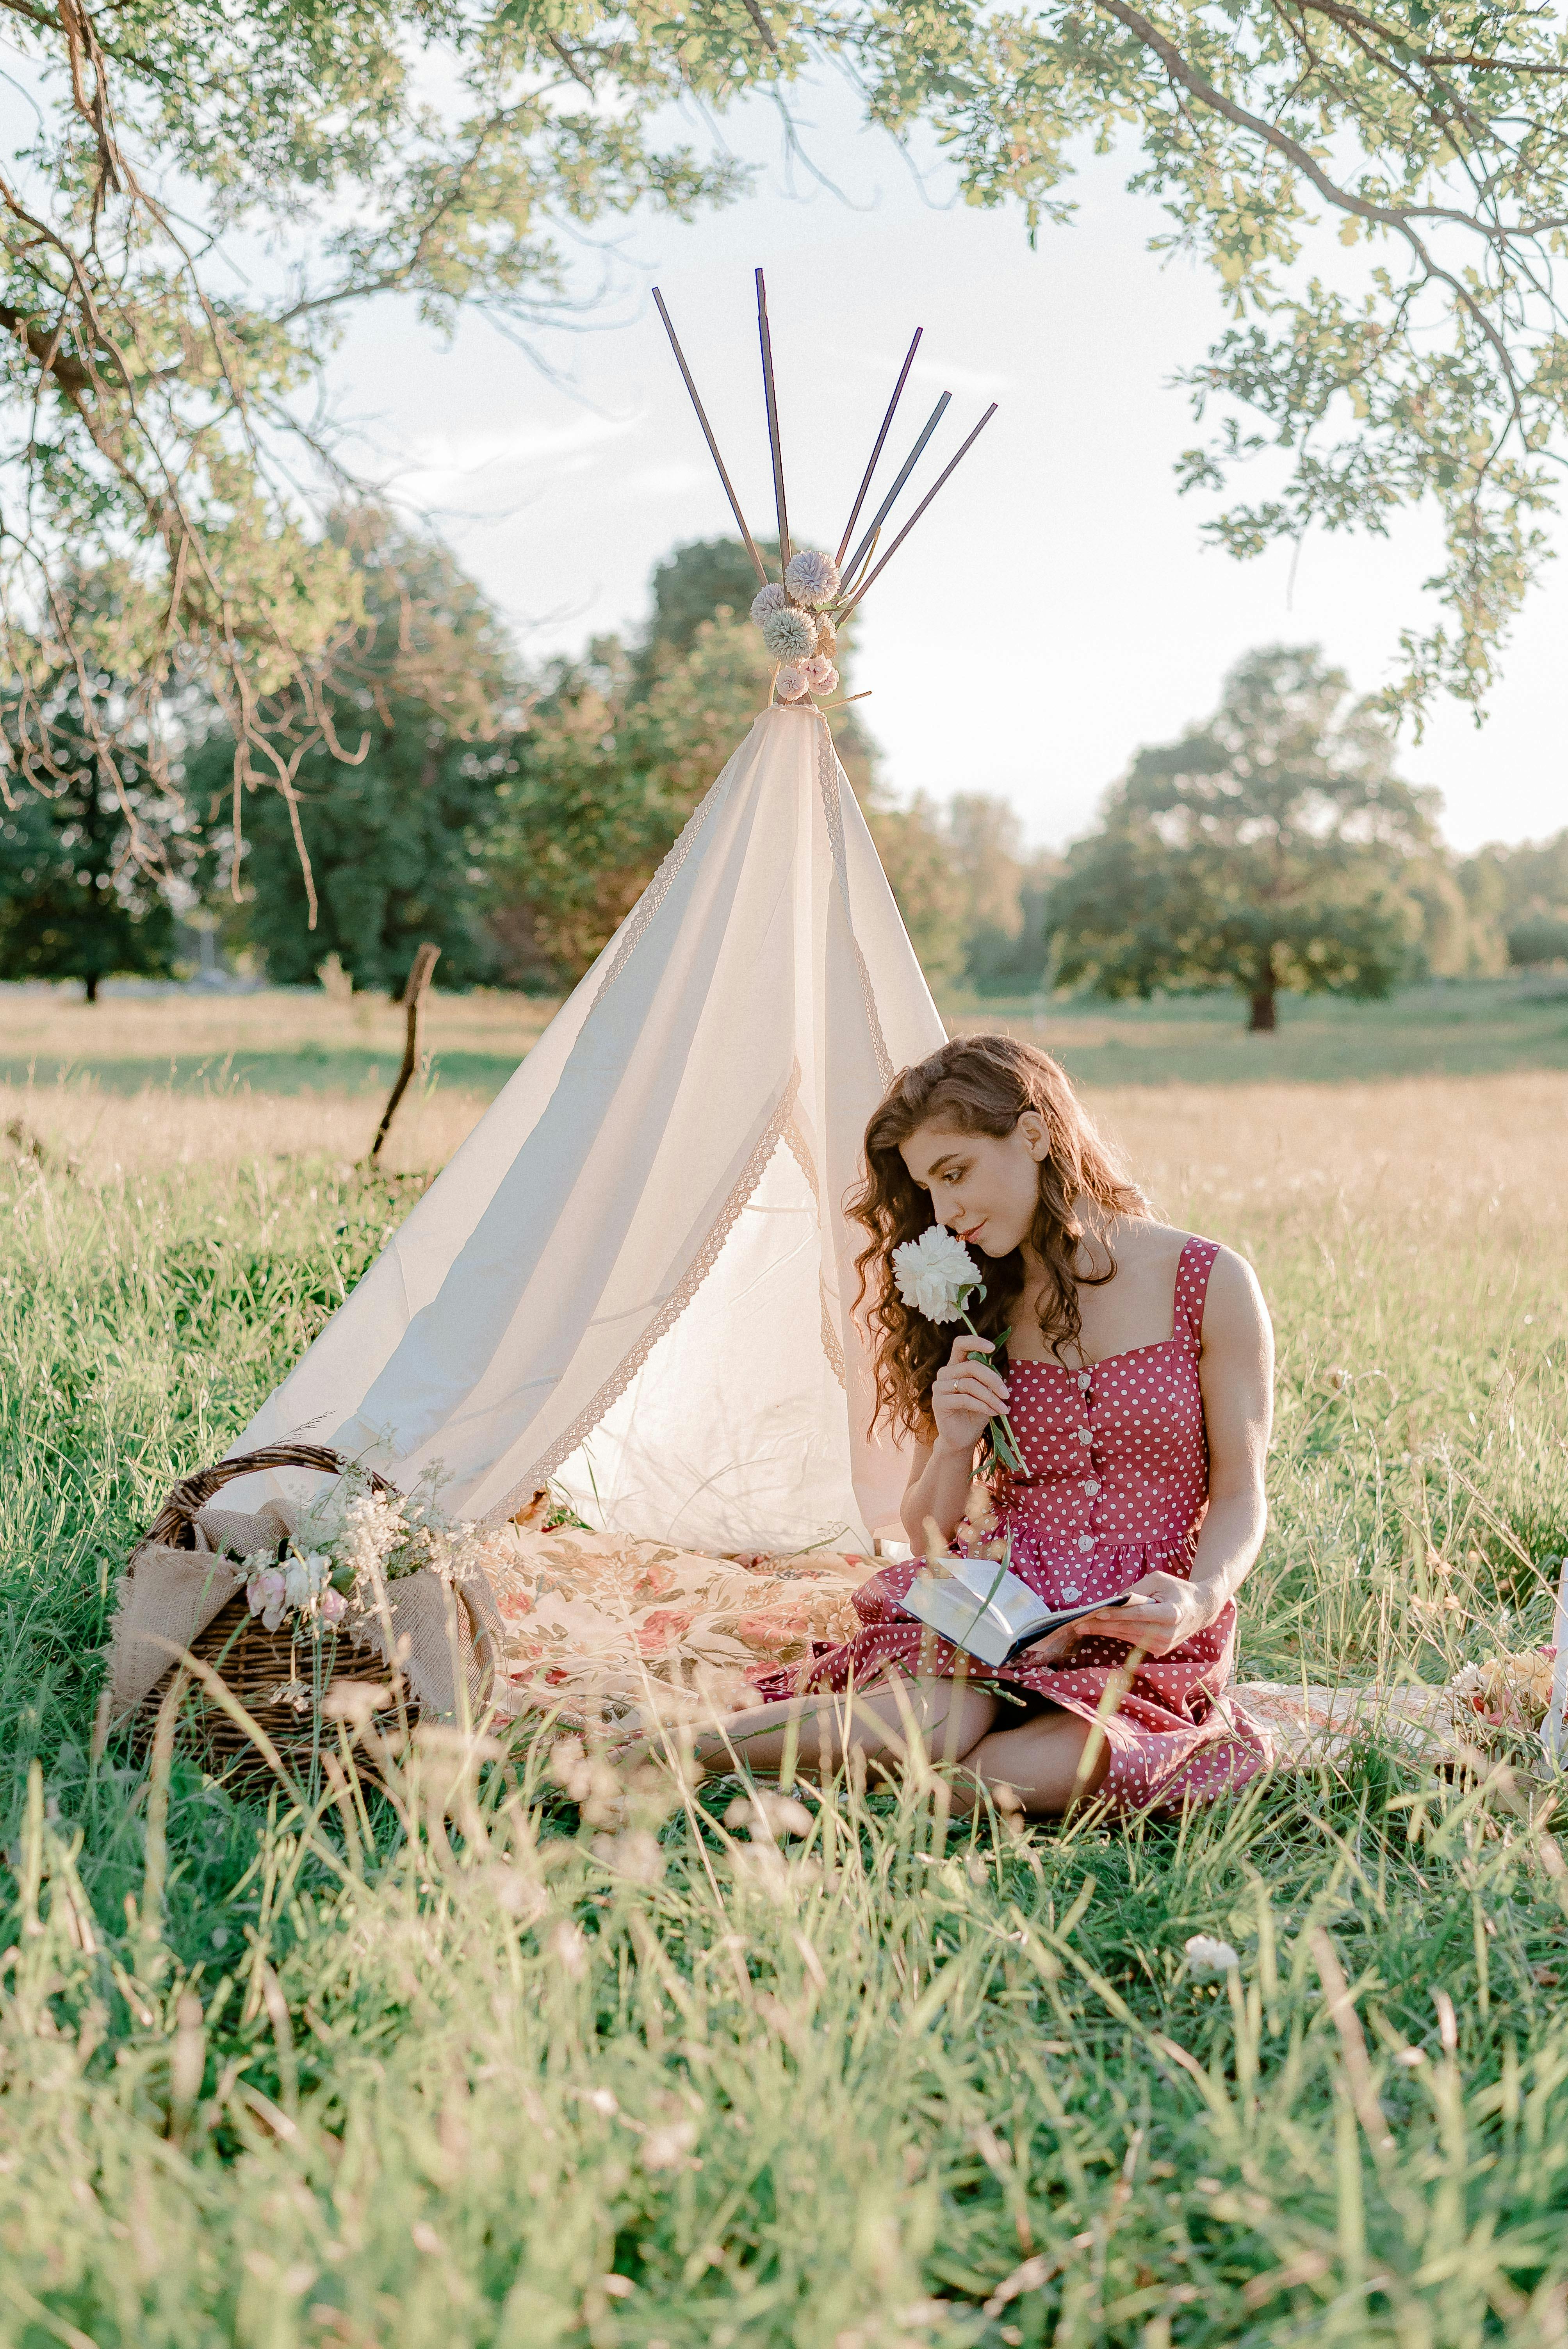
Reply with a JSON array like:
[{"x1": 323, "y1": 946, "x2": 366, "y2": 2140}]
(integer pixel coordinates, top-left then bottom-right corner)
[{"x1": 129, "y1": 1443, "x2": 499, "y2": 1782}]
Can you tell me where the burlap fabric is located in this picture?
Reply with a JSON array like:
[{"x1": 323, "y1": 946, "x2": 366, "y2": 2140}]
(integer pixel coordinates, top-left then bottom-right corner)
[{"x1": 108, "y1": 1501, "x2": 502, "y2": 1726}]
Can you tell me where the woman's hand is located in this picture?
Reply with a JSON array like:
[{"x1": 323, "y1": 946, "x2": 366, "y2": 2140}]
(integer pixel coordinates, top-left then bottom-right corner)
[
  {"x1": 1032, "y1": 1570, "x2": 1222, "y2": 1665},
  {"x1": 930, "y1": 1335, "x2": 1009, "y2": 1465}
]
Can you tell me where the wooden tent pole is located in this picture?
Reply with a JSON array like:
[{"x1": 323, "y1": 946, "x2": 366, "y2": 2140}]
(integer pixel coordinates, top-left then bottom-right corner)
[
  {"x1": 370, "y1": 941, "x2": 440, "y2": 1162},
  {"x1": 837, "y1": 404, "x2": 999, "y2": 622},
  {"x1": 835, "y1": 328, "x2": 922, "y2": 568},
  {"x1": 841, "y1": 393, "x2": 951, "y2": 589},
  {"x1": 755, "y1": 268, "x2": 791, "y2": 572},
  {"x1": 652, "y1": 287, "x2": 768, "y2": 587}
]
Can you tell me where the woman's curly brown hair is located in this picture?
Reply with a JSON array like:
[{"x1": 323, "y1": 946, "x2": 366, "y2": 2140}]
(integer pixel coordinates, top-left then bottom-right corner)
[{"x1": 848, "y1": 1033, "x2": 1148, "y2": 1441}]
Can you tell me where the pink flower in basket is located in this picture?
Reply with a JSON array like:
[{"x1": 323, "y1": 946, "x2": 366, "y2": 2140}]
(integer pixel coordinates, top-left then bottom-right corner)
[
  {"x1": 319, "y1": 1589, "x2": 349, "y2": 1627},
  {"x1": 247, "y1": 1567, "x2": 289, "y2": 1633}
]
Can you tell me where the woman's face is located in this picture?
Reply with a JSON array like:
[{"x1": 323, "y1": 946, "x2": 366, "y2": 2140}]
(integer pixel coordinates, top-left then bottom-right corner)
[{"x1": 898, "y1": 1114, "x2": 1048, "y2": 1258}]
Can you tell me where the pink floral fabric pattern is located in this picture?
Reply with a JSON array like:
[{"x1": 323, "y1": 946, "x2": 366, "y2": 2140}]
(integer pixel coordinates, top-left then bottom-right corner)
[{"x1": 759, "y1": 1236, "x2": 1272, "y2": 1814}]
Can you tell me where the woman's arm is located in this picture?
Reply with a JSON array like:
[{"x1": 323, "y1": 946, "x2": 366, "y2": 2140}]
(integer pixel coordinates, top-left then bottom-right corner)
[
  {"x1": 1041, "y1": 1246, "x2": 1274, "y2": 1660},
  {"x1": 899, "y1": 1335, "x2": 1011, "y2": 1548}
]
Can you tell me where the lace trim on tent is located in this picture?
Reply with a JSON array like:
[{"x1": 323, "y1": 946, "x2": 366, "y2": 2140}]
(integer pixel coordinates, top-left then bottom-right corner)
[
  {"x1": 484, "y1": 1075, "x2": 803, "y2": 1524},
  {"x1": 816, "y1": 717, "x2": 893, "y2": 1089},
  {"x1": 587, "y1": 751, "x2": 734, "y2": 1015},
  {"x1": 784, "y1": 1110, "x2": 847, "y2": 1392}
]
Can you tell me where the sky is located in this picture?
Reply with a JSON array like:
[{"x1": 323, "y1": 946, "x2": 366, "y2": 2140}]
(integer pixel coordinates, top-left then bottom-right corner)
[{"x1": 9, "y1": 52, "x2": 1565, "y2": 854}]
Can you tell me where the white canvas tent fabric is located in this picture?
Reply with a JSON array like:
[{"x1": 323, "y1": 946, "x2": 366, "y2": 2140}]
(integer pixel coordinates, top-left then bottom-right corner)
[{"x1": 226, "y1": 704, "x2": 946, "y2": 1554}]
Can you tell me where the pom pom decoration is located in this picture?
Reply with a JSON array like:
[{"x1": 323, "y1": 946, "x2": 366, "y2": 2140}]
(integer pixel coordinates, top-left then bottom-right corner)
[
  {"x1": 773, "y1": 664, "x2": 811, "y2": 701},
  {"x1": 761, "y1": 605, "x2": 816, "y2": 662},
  {"x1": 802, "y1": 658, "x2": 839, "y2": 696},
  {"x1": 784, "y1": 548, "x2": 841, "y2": 608},
  {"x1": 750, "y1": 581, "x2": 787, "y2": 624}
]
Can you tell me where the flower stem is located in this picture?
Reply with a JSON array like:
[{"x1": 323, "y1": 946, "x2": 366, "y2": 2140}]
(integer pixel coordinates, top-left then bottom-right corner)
[{"x1": 960, "y1": 1311, "x2": 1026, "y2": 1474}]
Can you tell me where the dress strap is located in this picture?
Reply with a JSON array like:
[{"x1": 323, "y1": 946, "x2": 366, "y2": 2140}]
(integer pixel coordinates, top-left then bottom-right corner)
[{"x1": 1174, "y1": 1237, "x2": 1221, "y2": 1350}]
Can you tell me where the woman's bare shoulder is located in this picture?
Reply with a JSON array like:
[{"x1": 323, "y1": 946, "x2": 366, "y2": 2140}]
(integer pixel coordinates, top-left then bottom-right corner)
[
  {"x1": 1201, "y1": 1242, "x2": 1272, "y2": 1344},
  {"x1": 1109, "y1": 1213, "x2": 1190, "y2": 1267}
]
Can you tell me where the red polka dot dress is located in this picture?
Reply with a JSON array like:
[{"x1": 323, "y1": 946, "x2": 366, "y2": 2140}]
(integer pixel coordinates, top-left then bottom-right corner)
[{"x1": 760, "y1": 1236, "x2": 1272, "y2": 1815}]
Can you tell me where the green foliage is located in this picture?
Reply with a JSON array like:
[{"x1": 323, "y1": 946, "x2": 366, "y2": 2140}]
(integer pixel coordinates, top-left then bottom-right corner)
[
  {"x1": 488, "y1": 537, "x2": 877, "y2": 987},
  {"x1": 1048, "y1": 645, "x2": 1441, "y2": 1030},
  {"x1": 0, "y1": 619, "x2": 200, "y2": 998},
  {"x1": 2, "y1": 0, "x2": 1566, "y2": 835},
  {"x1": 1460, "y1": 831, "x2": 1568, "y2": 968},
  {"x1": 2, "y1": 1076, "x2": 1568, "y2": 2341},
  {"x1": 0, "y1": 0, "x2": 747, "y2": 824},
  {"x1": 186, "y1": 511, "x2": 519, "y2": 992}
]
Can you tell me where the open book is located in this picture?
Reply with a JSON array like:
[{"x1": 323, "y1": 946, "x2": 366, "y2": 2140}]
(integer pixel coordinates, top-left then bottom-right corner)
[{"x1": 901, "y1": 1551, "x2": 1131, "y2": 1670}]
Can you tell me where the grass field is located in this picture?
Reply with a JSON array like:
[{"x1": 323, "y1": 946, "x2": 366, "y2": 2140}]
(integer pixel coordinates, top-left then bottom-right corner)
[{"x1": 2, "y1": 980, "x2": 1567, "y2": 2347}]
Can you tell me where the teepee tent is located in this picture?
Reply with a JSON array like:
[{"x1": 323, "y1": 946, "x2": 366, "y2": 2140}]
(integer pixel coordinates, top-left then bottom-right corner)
[{"x1": 227, "y1": 275, "x2": 996, "y2": 1554}]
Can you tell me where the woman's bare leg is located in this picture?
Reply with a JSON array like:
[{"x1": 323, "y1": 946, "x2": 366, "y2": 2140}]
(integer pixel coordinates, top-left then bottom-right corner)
[
  {"x1": 686, "y1": 1674, "x2": 1001, "y2": 1783},
  {"x1": 953, "y1": 1709, "x2": 1114, "y2": 1817}
]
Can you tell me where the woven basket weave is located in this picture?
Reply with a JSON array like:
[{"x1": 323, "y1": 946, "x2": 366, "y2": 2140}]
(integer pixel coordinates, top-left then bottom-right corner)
[{"x1": 130, "y1": 1443, "x2": 497, "y2": 1780}]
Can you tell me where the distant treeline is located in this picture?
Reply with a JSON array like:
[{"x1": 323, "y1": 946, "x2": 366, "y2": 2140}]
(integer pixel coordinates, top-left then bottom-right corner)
[{"x1": 2, "y1": 517, "x2": 1564, "y2": 1029}]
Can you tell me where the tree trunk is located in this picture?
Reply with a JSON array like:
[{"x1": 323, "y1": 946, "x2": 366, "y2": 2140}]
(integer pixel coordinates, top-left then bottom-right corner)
[
  {"x1": 84, "y1": 973, "x2": 99, "y2": 1004},
  {"x1": 1247, "y1": 987, "x2": 1276, "y2": 1032}
]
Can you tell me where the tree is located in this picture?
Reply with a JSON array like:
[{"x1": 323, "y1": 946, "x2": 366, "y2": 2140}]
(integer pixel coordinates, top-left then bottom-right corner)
[
  {"x1": 1460, "y1": 832, "x2": 1568, "y2": 966},
  {"x1": 1047, "y1": 645, "x2": 1438, "y2": 1031},
  {"x1": 0, "y1": 612, "x2": 197, "y2": 999},
  {"x1": 864, "y1": 793, "x2": 973, "y2": 990},
  {"x1": 2, "y1": 0, "x2": 1566, "y2": 842},
  {"x1": 184, "y1": 510, "x2": 518, "y2": 991},
  {"x1": 488, "y1": 536, "x2": 902, "y2": 986}
]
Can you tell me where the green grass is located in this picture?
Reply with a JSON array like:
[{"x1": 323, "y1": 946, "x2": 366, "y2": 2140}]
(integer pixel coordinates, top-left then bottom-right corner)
[
  {"x1": 2, "y1": 1063, "x2": 1568, "y2": 2346},
  {"x1": 5, "y1": 975, "x2": 1568, "y2": 1111},
  {"x1": 951, "y1": 977, "x2": 1568, "y2": 1088}
]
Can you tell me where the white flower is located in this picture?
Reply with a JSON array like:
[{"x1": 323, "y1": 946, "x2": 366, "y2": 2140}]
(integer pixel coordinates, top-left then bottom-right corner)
[
  {"x1": 283, "y1": 1550, "x2": 331, "y2": 1614},
  {"x1": 773, "y1": 663, "x2": 810, "y2": 702},
  {"x1": 750, "y1": 581, "x2": 787, "y2": 624},
  {"x1": 784, "y1": 548, "x2": 840, "y2": 608},
  {"x1": 1184, "y1": 1934, "x2": 1240, "y2": 1980},
  {"x1": 319, "y1": 1588, "x2": 349, "y2": 1626},
  {"x1": 892, "y1": 1225, "x2": 984, "y2": 1324},
  {"x1": 761, "y1": 605, "x2": 816, "y2": 662}
]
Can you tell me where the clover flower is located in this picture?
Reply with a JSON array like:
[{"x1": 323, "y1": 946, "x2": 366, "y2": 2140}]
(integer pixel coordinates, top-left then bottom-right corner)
[
  {"x1": 761, "y1": 605, "x2": 816, "y2": 662},
  {"x1": 1184, "y1": 1934, "x2": 1241, "y2": 1980},
  {"x1": 784, "y1": 548, "x2": 840, "y2": 608}
]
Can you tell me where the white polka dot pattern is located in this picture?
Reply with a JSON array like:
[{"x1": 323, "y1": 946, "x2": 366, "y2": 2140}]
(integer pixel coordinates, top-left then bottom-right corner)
[{"x1": 755, "y1": 1235, "x2": 1271, "y2": 1816}]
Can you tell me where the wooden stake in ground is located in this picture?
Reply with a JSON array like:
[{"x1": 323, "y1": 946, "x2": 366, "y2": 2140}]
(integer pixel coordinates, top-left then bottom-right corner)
[{"x1": 370, "y1": 942, "x2": 440, "y2": 1162}]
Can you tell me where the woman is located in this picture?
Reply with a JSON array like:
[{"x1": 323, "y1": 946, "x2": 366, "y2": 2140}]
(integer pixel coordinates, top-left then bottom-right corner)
[{"x1": 706, "y1": 1034, "x2": 1275, "y2": 1816}]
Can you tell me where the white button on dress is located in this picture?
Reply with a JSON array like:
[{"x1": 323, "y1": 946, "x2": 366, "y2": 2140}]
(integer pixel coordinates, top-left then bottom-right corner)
[
  {"x1": 1078, "y1": 1534, "x2": 1095, "y2": 1553},
  {"x1": 1076, "y1": 1426, "x2": 1093, "y2": 1446}
]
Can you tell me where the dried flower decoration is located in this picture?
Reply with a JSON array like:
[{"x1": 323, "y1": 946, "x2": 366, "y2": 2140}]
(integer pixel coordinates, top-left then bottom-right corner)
[
  {"x1": 750, "y1": 581, "x2": 787, "y2": 624},
  {"x1": 803, "y1": 657, "x2": 838, "y2": 697},
  {"x1": 814, "y1": 613, "x2": 837, "y2": 655},
  {"x1": 761, "y1": 605, "x2": 815, "y2": 662},
  {"x1": 784, "y1": 548, "x2": 840, "y2": 608},
  {"x1": 239, "y1": 1462, "x2": 488, "y2": 1639},
  {"x1": 773, "y1": 662, "x2": 811, "y2": 701}
]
